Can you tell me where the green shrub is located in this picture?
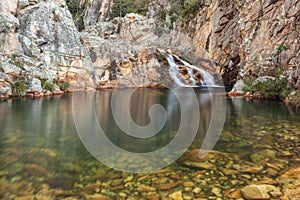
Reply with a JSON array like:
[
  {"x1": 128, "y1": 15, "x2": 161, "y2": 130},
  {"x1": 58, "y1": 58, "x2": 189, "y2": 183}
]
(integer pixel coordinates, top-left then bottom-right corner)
[
  {"x1": 52, "y1": 7, "x2": 57, "y2": 14},
  {"x1": 170, "y1": 0, "x2": 204, "y2": 19},
  {"x1": 270, "y1": 44, "x2": 289, "y2": 58},
  {"x1": 0, "y1": 18, "x2": 10, "y2": 34},
  {"x1": 242, "y1": 78, "x2": 291, "y2": 100},
  {"x1": 66, "y1": 0, "x2": 89, "y2": 31},
  {"x1": 60, "y1": 81, "x2": 70, "y2": 92},
  {"x1": 41, "y1": 80, "x2": 55, "y2": 92},
  {"x1": 0, "y1": 89, "x2": 9, "y2": 96},
  {"x1": 110, "y1": 0, "x2": 150, "y2": 18},
  {"x1": 9, "y1": 53, "x2": 24, "y2": 69},
  {"x1": 11, "y1": 81, "x2": 27, "y2": 97}
]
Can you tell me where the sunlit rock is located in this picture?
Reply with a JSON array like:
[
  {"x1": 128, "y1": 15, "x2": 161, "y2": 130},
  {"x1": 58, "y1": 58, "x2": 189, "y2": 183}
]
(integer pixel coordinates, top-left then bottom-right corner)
[{"x1": 241, "y1": 184, "x2": 282, "y2": 199}]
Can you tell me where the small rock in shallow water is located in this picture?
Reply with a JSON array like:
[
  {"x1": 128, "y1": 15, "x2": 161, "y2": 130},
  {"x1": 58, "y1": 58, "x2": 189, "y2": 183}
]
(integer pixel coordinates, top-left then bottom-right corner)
[
  {"x1": 240, "y1": 166, "x2": 264, "y2": 174},
  {"x1": 276, "y1": 150, "x2": 293, "y2": 157},
  {"x1": 14, "y1": 196, "x2": 35, "y2": 200},
  {"x1": 224, "y1": 189, "x2": 241, "y2": 199},
  {"x1": 192, "y1": 187, "x2": 201, "y2": 194},
  {"x1": 211, "y1": 187, "x2": 222, "y2": 197},
  {"x1": 182, "y1": 161, "x2": 215, "y2": 170},
  {"x1": 158, "y1": 181, "x2": 181, "y2": 190},
  {"x1": 241, "y1": 184, "x2": 281, "y2": 199},
  {"x1": 110, "y1": 179, "x2": 123, "y2": 186},
  {"x1": 137, "y1": 185, "x2": 156, "y2": 192},
  {"x1": 82, "y1": 183, "x2": 101, "y2": 194},
  {"x1": 250, "y1": 150, "x2": 276, "y2": 164},
  {"x1": 141, "y1": 192, "x2": 160, "y2": 200},
  {"x1": 169, "y1": 191, "x2": 183, "y2": 200},
  {"x1": 23, "y1": 164, "x2": 52, "y2": 177},
  {"x1": 183, "y1": 182, "x2": 195, "y2": 187},
  {"x1": 118, "y1": 192, "x2": 127, "y2": 198},
  {"x1": 85, "y1": 194, "x2": 112, "y2": 200},
  {"x1": 266, "y1": 167, "x2": 279, "y2": 176}
]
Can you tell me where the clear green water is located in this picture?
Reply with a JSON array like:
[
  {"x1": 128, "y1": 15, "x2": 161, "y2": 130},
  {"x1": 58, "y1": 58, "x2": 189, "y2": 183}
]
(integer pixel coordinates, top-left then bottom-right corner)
[{"x1": 0, "y1": 89, "x2": 299, "y2": 199}]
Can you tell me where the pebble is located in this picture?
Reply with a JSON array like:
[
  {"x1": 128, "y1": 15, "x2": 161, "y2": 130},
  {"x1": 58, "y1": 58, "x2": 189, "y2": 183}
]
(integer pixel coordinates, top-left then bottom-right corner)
[
  {"x1": 136, "y1": 185, "x2": 156, "y2": 192},
  {"x1": 192, "y1": 187, "x2": 201, "y2": 194},
  {"x1": 211, "y1": 187, "x2": 222, "y2": 197},
  {"x1": 266, "y1": 168, "x2": 278, "y2": 176},
  {"x1": 240, "y1": 166, "x2": 264, "y2": 174},
  {"x1": 169, "y1": 191, "x2": 183, "y2": 200},
  {"x1": 85, "y1": 194, "x2": 112, "y2": 200},
  {"x1": 183, "y1": 181, "x2": 195, "y2": 187},
  {"x1": 110, "y1": 179, "x2": 123, "y2": 186},
  {"x1": 14, "y1": 196, "x2": 35, "y2": 200},
  {"x1": 119, "y1": 192, "x2": 127, "y2": 198},
  {"x1": 158, "y1": 181, "x2": 181, "y2": 190}
]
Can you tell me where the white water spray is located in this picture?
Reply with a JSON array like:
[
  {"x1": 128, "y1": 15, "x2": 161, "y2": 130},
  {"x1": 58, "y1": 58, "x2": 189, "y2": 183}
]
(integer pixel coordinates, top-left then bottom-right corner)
[
  {"x1": 166, "y1": 55, "x2": 186, "y2": 87},
  {"x1": 166, "y1": 53, "x2": 215, "y2": 86}
]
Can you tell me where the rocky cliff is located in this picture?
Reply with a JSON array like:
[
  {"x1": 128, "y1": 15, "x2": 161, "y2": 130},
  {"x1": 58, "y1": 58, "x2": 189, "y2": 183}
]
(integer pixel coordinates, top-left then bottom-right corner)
[
  {"x1": 0, "y1": 0, "x2": 94, "y2": 97},
  {"x1": 0, "y1": 0, "x2": 299, "y2": 103}
]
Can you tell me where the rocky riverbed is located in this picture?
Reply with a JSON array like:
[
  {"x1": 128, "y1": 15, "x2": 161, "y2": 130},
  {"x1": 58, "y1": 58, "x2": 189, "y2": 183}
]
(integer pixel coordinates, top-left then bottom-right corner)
[{"x1": 0, "y1": 113, "x2": 299, "y2": 200}]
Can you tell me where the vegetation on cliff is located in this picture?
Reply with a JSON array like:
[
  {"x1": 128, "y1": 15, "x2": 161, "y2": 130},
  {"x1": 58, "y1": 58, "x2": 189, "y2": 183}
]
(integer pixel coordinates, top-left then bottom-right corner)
[
  {"x1": 66, "y1": 0, "x2": 90, "y2": 31},
  {"x1": 110, "y1": 0, "x2": 150, "y2": 18},
  {"x1": 242, "y1": 78, "x2": 291, "y2": 100},
  {"x1": 11, "y1": 80, "x2": 27, "y2": 97}
]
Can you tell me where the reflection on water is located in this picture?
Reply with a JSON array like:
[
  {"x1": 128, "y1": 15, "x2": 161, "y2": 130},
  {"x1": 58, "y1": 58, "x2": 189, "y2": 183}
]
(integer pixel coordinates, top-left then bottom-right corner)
[
  {"x1": 0, "y1": 89, "x2": 299, "y2": 199},
  {"x1": 95, "y1": 88, "x2": 219, "y2": 153}
]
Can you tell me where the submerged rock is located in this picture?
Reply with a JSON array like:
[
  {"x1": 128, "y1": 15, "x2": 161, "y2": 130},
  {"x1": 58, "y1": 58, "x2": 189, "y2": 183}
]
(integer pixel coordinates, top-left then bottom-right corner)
[
  {"x1": 23, "y1": 163, "x2": 52, "y2": 178},
  {"x1": 241, "y1": 184, "x2": 282, "y2": 199},
  {"x1": 250, "y1": 150, "x2": 276, "y2": 164},
  {"x1": 169, "y1": 191, "x2": 183, "y2": 200},
  {"x1": 277, "y1": 166, "x2": 300, "y2": 200}
]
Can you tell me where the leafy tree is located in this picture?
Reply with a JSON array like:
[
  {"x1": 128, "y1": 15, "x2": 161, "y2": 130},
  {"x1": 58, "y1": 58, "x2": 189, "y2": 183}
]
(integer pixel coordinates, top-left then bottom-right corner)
[{"x1": 110, "y1": 0, "x2": 150, "y2": 18}]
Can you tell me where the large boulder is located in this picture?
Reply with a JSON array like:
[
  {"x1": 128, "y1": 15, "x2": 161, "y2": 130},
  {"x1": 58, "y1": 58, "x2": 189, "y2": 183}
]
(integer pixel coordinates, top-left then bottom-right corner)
[
  {"x1": 27, "y1": 78, "x2": 42, "y2": 92},
  {"x1": 0, "y1": 0, "x2": 94, "y2": 91}
]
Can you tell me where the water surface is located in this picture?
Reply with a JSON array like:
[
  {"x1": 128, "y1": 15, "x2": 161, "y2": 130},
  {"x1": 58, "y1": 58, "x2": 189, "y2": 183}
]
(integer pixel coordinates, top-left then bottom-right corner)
[{"x1": 0, "y1": 89, "x2": 299, "y2": 199}]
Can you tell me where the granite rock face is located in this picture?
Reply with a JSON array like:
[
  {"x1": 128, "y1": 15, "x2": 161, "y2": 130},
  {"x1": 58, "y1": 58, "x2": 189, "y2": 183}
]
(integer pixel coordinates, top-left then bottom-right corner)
[
  {"x1": 0, "y1": 0, "x2": 94, "y2": 95},
  {"x1": 0, "y1": 0, "x2": 299, "y2": 96},
  {"x1": 83, "y1": 0, "x2": 113, "y2": 27},
  {"x1": 82, "y1": 13, "x2": 209, "y2": 88},
  {"x1": 169, "y1": 0, "x2": 300, "y2": 90}
]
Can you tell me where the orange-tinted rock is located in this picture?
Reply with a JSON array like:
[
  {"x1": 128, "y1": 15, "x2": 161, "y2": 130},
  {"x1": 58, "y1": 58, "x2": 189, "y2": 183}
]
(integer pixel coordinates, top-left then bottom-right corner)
[
  {"x1": 169, "y1": 191, "x2": 183, "y2": 200},
  {"x1": 277, "y1": 166, "x2": 300, "y2": 200},
  {"x1": 224, "y1": 189, "x2": 242, "y2": 199}
]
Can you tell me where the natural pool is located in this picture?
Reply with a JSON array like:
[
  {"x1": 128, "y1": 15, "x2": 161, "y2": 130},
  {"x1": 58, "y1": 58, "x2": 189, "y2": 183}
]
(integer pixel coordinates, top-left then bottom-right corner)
[{"x1": 0, "y1": 88, "x2": 299, "y2": 200}]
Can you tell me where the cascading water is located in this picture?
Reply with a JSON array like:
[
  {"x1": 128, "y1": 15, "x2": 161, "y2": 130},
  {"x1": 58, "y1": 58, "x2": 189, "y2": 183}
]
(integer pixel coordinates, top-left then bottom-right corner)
[
  {"x1": 187, "y1": 68, "x2": 196, "y2": 85},
  {"x1": 166, "y1": 55, "x2": 186, "y2": 87},
  {"x1": 166, "y1": 53, "x2": 215, "y2": 87},
  {"x1": 178, "y1": 58, "x2": 215, "y2": 86}
]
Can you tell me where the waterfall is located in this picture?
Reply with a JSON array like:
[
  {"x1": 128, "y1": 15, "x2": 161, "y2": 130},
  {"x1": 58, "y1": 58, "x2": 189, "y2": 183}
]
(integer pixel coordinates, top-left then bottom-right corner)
[
  {"x1": 187, "y1": 68, "x2": 196, "y2": 85},
  {"x1": 178, "y1": 58, "x2": 215, "y2": 86},
  {"x1": 166, "y1": 53, "x2": 215, "y2": 86},
  {"x1": 166, "y1": 55, "x2": 186, "y2": 87}
]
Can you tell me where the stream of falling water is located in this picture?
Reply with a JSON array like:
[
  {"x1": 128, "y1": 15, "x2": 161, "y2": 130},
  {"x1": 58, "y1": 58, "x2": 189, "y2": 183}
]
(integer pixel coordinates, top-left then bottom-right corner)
[{"x1": 166, "y1": 53, "x2": 215, "y2": 86}]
